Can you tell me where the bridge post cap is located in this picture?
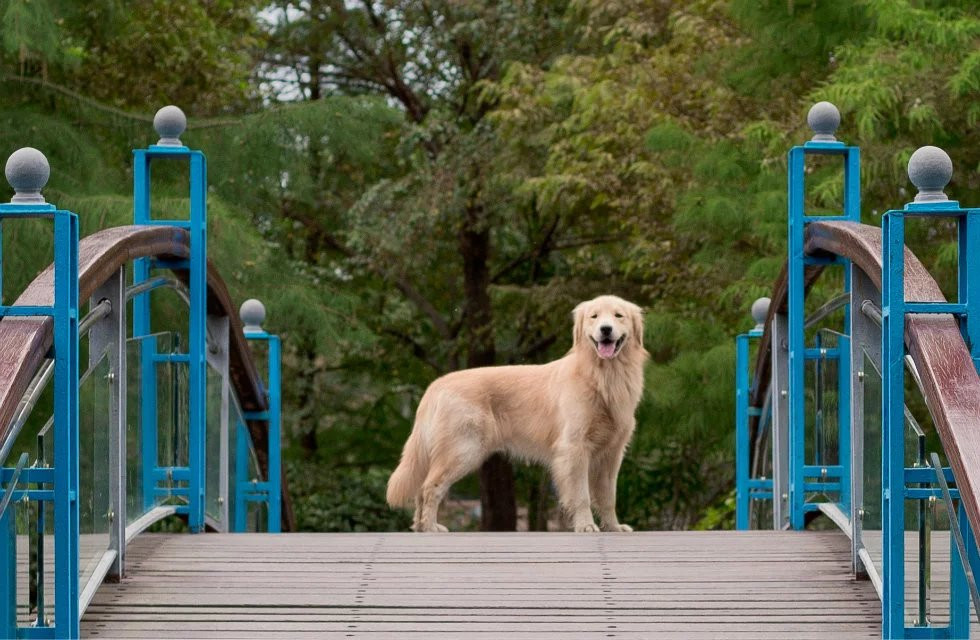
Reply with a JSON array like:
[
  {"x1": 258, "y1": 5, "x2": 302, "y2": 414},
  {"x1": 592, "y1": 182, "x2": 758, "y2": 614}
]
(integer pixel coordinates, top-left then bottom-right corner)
[
  {"x1": 807, "y1": 101, "x2": 840, "y2": 142},
  {"x1": 4, "y1": 147, "x2": 50, "y2": 204},
  {"x1": 907, "y1": 145, "x2": 952, "y2": 202},
  {"x1": 751, "y1": 297, "x2": 771, "y2": 328},
  {"x1": 153, "y1": 105, "x2": 187, "y2": 146},
  {"x1": 240, "y1": 298, "x2": 266, "y2": 333}
]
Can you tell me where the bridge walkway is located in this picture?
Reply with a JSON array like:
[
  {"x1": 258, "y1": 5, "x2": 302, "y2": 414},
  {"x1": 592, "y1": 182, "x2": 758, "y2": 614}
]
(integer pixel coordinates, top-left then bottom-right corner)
[{"x1": 82, "y1": 531, "x2": 880, "y2": 639}]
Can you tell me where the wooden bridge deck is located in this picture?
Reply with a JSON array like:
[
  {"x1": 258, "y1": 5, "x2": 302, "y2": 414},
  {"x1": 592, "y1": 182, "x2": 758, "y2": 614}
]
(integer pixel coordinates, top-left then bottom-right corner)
[{"x1": 82, "y1": 531, "x2": 880, "y2": 639}]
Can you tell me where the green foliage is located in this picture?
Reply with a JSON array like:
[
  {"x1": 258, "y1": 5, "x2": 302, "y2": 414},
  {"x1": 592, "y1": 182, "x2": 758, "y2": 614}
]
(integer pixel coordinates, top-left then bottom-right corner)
[{"x1": 287, "y1": 462, "x2": 412, "y2": 532}]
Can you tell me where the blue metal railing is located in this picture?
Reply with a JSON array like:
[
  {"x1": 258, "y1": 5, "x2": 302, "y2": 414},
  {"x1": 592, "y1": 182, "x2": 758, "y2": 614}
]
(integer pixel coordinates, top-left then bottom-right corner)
[
  {"x1": 734, "y1": 102, "x2": 980, "y2": 638},
  {"x1": 0, "y1": 106, "x2": 284, "y2": 639}
]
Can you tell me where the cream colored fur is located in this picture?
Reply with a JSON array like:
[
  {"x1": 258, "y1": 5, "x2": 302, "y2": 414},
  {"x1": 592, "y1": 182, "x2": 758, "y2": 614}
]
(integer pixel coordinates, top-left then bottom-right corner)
[{"x1": 386, "y1": 295, "x2": 648, "y2": 532}]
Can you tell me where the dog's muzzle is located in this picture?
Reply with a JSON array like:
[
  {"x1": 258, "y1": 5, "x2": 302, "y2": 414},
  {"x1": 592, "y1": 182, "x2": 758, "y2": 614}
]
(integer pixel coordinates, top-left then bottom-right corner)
[{"x1": 591, "y1": 334, "x2": 626, "y2": 359}]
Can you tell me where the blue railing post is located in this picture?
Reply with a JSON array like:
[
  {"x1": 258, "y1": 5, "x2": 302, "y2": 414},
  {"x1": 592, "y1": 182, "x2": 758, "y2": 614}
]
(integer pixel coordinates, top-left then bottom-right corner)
[
  {"x1": 132, "y1": 106, "x2": 209, "y2": 532},
  {"x1": 133, "y1": 106, "x2": 207, "y2": 532},
  {"x1": 880, "y1": 145, "x2": 980, "y2": 638},
  {"x1": 735, "y1": 298, "x2": 769, "y2": 529},
  {"x1": 0, "y1": 148, "x2": 80, "y2": 638},
  {"x1": 0, "y1": 505, "x2": 14, "y2": 637},
  {"x1": 786, "y1": 102, "x2": 860, "y2": 530},
  {"x1": 239, "y1": 299, "x2": 283, "y2": 533}
]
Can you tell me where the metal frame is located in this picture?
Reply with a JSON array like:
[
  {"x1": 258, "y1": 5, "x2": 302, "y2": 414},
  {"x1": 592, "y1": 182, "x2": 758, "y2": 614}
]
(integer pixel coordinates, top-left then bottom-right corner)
[
  {"x1": 735, "y1": 328, "x2": 769, "y2": 529},
  {"x1": 880, "y1": 198, "x2": 980, "y2": 638},
  {"x1": 132, "y1": 143, "x2": 208, "y2": 532},
  {"x1": 786, "y1": 139, "x2": 860, "y2": 529},
  {"x1": 0, "y1": 201, "x2": 80, "y2": 639},
  {"x1": 240, "y1": 330, "x2": 281, "y2": 533}
]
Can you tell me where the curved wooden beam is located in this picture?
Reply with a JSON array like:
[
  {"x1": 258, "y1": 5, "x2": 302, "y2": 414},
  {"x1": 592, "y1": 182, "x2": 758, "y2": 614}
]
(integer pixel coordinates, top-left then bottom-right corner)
[
  {"x1": 0, "y1": 225, "x2": 294, "y2": 530},
  {"x1": 750, "y1": 220, "x2": 980, "y2": 539}
]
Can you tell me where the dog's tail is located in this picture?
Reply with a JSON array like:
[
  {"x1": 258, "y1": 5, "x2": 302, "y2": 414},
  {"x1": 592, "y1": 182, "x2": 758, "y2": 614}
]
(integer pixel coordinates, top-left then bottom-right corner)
[{"x1": 387, "y1": 428, "x2": 427, "y2": 509}]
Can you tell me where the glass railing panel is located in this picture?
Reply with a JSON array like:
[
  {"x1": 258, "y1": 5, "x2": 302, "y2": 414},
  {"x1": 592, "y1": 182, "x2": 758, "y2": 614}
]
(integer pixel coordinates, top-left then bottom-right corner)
[
  {"x1": 904, "y1": 408, "x2": 930, "y2": 627},
  {"x1": 77, "y1": 349, "x2": 112, "y2": 590},
  {"x1": 803, "y1": 329, "x2": 843, "y2": 510},
  {"x1": 861, "y1": 351, "x2": 883, "y2": 575},
  {"x1": 205, "y1": 364, "x2": 224, "y2": 529},
  {"x1": 750, "y1": 405, "x2": 774, "y2": 529},
  {"x1": 126, "y1": 332, "x2": 188, "y2": 514},
  {"x1": 125, "y1": 336, "x2": 144, "y2": 523},
  {"x1": 246, "y1": 433, "x2": 265, "y2": 532},
  {"x1": 815, "y1": 329, "x2": 841, "y2": 470},
  {"x1": 228, "y1": 397, "x2": 245, "y2": 529},
  {"x1": 156, "y1": 332, "x2": 188, "y2": 472}
]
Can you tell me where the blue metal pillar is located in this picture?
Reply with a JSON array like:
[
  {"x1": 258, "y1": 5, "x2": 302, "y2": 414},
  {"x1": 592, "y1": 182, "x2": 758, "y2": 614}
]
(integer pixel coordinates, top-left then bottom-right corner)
[
  {"x1": 880, "y1": 208, "x2": 906, "y2": 637},
  {"x1": 785, "y1": 102, "x2": 860, "y2": 530},
  {"x1": 735, "y1": 333, "x2": 750, "y2": 530},
  {"x1": 880, "y1": 144, "x2": 980, "y2": 638},
  {"x1": 267, "y1": 334, "x2": 282, "y2": 532},
  {"x1": 0, "y1": 147, "x2": 81, "y2": 639},
  {"x1": 950, "y1": 501, "x2": 971, "y2": 637},
  {"x1": 239, "y1": 299, "x2": 282, "y2": 532},
  {"x1": 133, "y1": 157, "x2": 158, "y2": 513},
  {"x1": 132, "y1": 111, "x2": 209, "y2": 532},
  {"x1": 0, "y1": 506, "x2": 14, "y2": 638}
]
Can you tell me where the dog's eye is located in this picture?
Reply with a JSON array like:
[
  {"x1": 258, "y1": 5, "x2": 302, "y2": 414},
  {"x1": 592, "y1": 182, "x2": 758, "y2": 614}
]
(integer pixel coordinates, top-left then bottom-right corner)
[
  {"x1": 590, "y1": 314, "x2": 597, "y2": 319},
  {"x1": 614, "y1": 313, "x2": 623, "y2": 318}
]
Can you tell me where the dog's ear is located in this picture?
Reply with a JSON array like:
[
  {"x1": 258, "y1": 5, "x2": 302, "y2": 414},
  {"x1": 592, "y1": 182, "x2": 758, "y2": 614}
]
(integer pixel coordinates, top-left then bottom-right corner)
[
  {"x1": 572, "y1": 302, "x2": 587, "y2": 348},
  {"x1": 629, "y1": 304, "x2": 645, "y2": 349}
]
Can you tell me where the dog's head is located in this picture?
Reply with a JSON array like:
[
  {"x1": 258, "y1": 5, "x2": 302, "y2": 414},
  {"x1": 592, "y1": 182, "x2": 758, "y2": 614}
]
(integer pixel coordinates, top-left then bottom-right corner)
[{"x1": 572, "y1": 295, "x2": 645, "y2": 361}]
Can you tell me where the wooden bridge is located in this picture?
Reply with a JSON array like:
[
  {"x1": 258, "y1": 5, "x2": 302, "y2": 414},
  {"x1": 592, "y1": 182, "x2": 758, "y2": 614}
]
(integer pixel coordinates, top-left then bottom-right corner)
[
  {"x1": 6, "y1": 104, "x2": 980, "y2": 640},
  {"x1": 81, "y1": 531, "x2": 881, "y2": 639}
]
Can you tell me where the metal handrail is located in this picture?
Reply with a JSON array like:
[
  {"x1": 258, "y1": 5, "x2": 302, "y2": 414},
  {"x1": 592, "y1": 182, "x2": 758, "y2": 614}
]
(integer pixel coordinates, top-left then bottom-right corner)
[
  {"x1": 930, "y1": 451, "x2": 980, "y2": 624},
  {"x1": 804, "y1": 292, "x2": 850, "y2": 330},
  {"x1": 0, "y1": 452, "x2": 28, "y2": 521}
]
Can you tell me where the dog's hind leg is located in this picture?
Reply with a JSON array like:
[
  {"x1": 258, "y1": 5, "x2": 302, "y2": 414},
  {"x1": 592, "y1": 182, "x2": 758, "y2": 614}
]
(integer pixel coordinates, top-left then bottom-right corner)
[
  {"x1": 411, "y1": 495, "x2": 423, "y2": 532},
  {"x1": 416, "y1": 444, "x2": 484, "y2": 533}
]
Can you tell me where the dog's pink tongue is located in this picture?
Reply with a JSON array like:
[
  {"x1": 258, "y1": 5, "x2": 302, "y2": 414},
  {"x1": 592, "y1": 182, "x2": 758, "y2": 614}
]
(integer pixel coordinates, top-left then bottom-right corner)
[{"x1": 598, "y1": 341, "x2": 616, "y2": 359}]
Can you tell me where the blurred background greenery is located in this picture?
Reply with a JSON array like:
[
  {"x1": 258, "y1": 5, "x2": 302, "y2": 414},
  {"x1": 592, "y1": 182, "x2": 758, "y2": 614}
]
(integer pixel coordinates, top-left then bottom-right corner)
[{"x1": 0, "y1": 0, "x2": 977, "y2": 531}]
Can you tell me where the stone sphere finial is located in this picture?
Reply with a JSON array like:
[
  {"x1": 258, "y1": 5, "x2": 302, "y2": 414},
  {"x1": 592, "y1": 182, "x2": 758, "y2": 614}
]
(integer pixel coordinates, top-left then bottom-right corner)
[
  {"x1": 807, "y1": 101, "x2": 841, "y2": 142},
  {"x1": 153, "y1": 105, "x2": 187, "y2": 146},
  {"x1": 751, "y1": 297, "x2": 771, "y2": 329},
  {"x1": 907, "y1": 146, "x2": 952, "y2": 203},
  {"x1": 240, "y1": 299, "x2": 266, "y2": 333},
  {"x1": 5, "y1": 147, "x2": 50, "y2": 204}
]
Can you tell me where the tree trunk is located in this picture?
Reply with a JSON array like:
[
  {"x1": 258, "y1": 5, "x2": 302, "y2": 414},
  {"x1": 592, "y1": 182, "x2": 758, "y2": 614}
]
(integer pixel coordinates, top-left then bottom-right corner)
[{"x1": 459, "y1": 204, "x2": 517, "y2": 531}]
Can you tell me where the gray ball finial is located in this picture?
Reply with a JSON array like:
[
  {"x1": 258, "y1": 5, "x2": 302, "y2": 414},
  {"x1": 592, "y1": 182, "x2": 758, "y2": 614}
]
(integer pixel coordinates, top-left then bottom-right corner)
[
  {"x1": 807, "y1": 101, "x2": 841, "y2": 142},
  {"x1": 751, "y1": 297, "x2": 771, "y2": 329},
  {"x1": 240, "y1": 298, "x2": 266, "y2": 333},
  {"x1": 907, "y1": 146, "x2": 952, "y2": 203},
  {"x1": 5, "y1": 147, "x2": 50, "y2": 204},
  {"x1": 153, "y1": 105, "x2": 187, "y2": 146}
]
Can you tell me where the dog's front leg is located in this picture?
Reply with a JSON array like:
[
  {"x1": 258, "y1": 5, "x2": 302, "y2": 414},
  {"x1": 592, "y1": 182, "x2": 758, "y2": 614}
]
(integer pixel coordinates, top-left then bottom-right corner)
[
  {"x1": 553, "y1": 444, "x2": 598, "y2": 532},
  {"x1": 590, "y1": 446, "x2": 632, "y2": 532}
]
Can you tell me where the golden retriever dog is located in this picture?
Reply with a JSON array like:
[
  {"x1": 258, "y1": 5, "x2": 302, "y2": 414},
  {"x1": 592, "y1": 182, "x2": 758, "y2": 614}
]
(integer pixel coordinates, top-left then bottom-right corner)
[{"x1": 387, "y1": 295, "x2": 647, "y2": 532}]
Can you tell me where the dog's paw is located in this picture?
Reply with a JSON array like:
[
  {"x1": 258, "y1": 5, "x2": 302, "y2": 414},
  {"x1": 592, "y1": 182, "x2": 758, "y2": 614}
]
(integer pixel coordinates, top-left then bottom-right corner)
[
  {"x1": 615, "y1": 523, "x2": 633, "y2": 532},
  {"x1": 574, "y1": 522, "x2": 600, "y2": 533},
  {"x1": 434, "y1": 523, "x2": 449, "y2": 533}
]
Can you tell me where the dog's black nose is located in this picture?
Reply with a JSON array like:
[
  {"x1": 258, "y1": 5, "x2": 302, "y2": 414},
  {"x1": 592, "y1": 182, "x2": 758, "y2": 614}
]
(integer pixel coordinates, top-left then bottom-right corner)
[{"x1": 600, "y1": 325, "x2": 612, "y2": 336}]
